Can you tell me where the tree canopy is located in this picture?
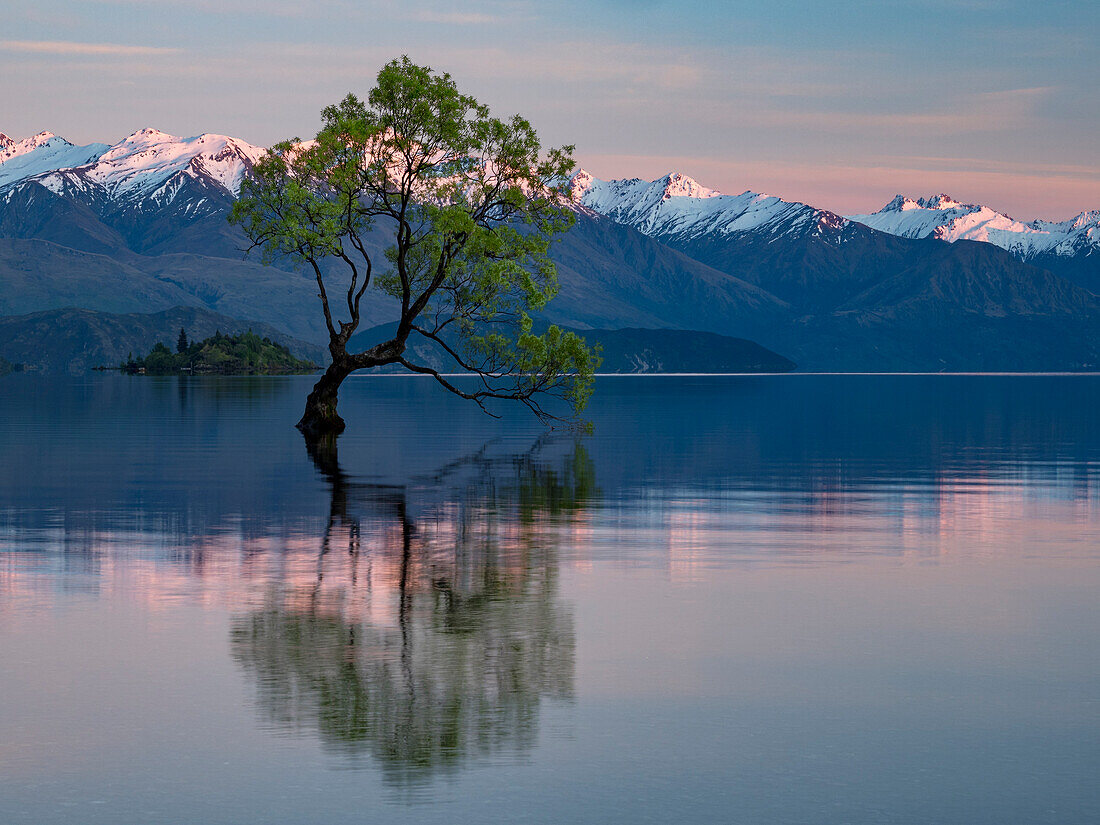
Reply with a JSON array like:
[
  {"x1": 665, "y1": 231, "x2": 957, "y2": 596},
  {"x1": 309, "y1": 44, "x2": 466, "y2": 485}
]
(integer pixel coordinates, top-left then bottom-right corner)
[{"x1": 230, "y1": 56, "x2": 598, "y2": 436}]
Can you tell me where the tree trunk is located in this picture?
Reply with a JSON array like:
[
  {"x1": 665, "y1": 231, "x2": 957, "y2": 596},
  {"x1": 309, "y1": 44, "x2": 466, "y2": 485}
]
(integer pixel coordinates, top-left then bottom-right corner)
[{"x1": 297, "y1": 360, "x2": 352, "y2": 437}]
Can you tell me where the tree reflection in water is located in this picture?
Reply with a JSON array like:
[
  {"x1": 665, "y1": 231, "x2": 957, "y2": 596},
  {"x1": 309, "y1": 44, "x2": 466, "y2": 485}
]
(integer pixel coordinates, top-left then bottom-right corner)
[{"x1": 230, "y1": 435, "x2": 597, "y2": 787}]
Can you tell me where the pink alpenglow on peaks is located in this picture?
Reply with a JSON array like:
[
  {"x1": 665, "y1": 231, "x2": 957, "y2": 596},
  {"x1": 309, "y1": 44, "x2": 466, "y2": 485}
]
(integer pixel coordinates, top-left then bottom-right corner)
[
  {"x1": 569, "y1": 168, "x2": 597, "y2": 201},
  {"x1": 660, "y1": 172, "x2": 720, "y2": 200},
  {"x1": 85, "y1": 129, "x2": 267, "y2": 197},
  {"x1": 919, "y1": 194, "x2": 965, "y2": 211},
  {"x1": 0, "y1": 131, "x2": 60, "y2": 164},
  {"x1": 0, "y1": 128, "x2": 268, "y2": 216},
  {"x1": 571, "y1": 169, "x2": 841, "y2": 240},
  {"x1": 849, "y1": 195, "x2": 1100, "y2": 258},
  {"x1": 881, "y1": 195, "x2": 921, "y2": 212},
  {"x1": 0, "y1": 131, "x2": 110, "y2": 189}
]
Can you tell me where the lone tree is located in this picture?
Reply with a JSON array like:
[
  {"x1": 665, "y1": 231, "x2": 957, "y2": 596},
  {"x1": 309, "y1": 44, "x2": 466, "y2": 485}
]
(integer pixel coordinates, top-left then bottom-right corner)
[
  {"x1": 176, "y1": 327, "x2": 189, "y2": 353},
  {"x1": 230, "y1": 57, "x2": 597, "y2": 437}
]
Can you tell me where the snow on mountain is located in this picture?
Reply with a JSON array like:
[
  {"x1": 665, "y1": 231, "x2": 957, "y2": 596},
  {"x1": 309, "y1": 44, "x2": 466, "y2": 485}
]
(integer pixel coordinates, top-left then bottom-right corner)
[
  {"x1": 1, "y1": 128, "x2": 267, "y2": 214},
  {"x1": 0, "y1": 131, "x2": 60, "y2": 164},
  {"x1": 572, "y1": 170, "x2": 844, "y2": 241},
  {"x1": 849, "y1": 195, "x2": 1100, "y2": 259},
  {"x1": 3, "y1": 127, "x2": 1093, "y2": 275},
  {"x1": 1031, "y1": 211, "x2": 1100, "y2": 254},
  {"x1": 72, "y1": 128, "x2": 266, "y2": 198},
  {"x1": 0, "y1": 132, "x2": 109, "y2": 189}
]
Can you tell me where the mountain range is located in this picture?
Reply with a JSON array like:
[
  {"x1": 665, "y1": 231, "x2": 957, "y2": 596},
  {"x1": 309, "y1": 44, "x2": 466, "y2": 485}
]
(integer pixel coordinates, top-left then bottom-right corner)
[
  {"x1": 848, "y1": 194, "x2": 1100, "y2": 293},
  {"x1": 1, "y1": 127, "x2": 1098, "y2": 373}
]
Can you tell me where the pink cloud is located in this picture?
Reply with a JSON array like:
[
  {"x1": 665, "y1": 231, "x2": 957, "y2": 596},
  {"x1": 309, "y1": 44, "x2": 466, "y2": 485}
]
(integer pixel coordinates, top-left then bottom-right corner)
[{"x1": 0, "y1": 40, "x2": 181, "y2": 56}]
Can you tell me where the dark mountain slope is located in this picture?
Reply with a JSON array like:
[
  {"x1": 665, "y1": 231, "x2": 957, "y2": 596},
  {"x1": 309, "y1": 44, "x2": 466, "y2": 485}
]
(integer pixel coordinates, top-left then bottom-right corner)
[
  {"x1": 841, "y1": 240, "x2": 1097, "y2": 318},
  {"x1": 646, "y1": 215, "x2": 897, "y2": 311},
  {"x1": 0, "y1": 239, "x2": 189, "y2": 316},
  {"x1": 643, "y1": 215, "x2": 1082, "y2": 321},
  {"x1": 0, "y1": 195, "x2": 792, "y2": 349},
  {"x1": 348, "y1": 322, "x2": 795, "y2": 374},
  {"x1": 0, "y1": 306, "x2": 324, "y2": 375},
  {"x1": 777, "y1": 242, "x2": 1100, "y2": 371},
  {"x1": 0, "y1": 182, "x2": 129, "y2": 256},
  {"x1": 581, "y1": 327, "x2": 795, "y2": 373},
  {"x1": 1029, "y1": 248, "x2": 1100, "y2": 295},
  {"x1": 544, "y1": 211, "x2": 790, "y2": 337},
  {"x1": 0, "y1": 237, "x2": 397, "y2": 345}
]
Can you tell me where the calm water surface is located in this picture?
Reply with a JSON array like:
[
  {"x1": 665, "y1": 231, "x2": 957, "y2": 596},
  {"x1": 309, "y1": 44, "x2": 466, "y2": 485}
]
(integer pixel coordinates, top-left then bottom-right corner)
[{"x1": 1, "y1": 374, "x2": 1098, "y2": 824}]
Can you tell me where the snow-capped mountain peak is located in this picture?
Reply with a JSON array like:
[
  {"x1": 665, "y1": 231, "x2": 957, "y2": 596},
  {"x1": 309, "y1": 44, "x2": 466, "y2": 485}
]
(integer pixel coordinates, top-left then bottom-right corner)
[
  {"x1": 82, "y1": 129, "x2": 267, "y2": 198},
  {"x1": 1066, "y1": 210, "x2": 1100, "y2": 231},
  {"x1": 880, "y1": 193, "x2": 973, "y2": 214},
  {"x1": 849, "y1": 195, "x2": 1099, "y2": 259},
  {"x1": 0, "y1": 132, "x2": 110, "y2": 189},
  {"x1": 570, "y1": 168, "x2": 597, "y2": 200},
  {"x1": 917, "y1": 193, "x2": 967, "y2": 211},
  {"x1": 0, "y1": 131, "x2": 62, "y2": 164},
  {"x1": 659, "y1": 172, "x2": 719, "y2": 200},
  {"x1": 0, "y1": 127, "x2": 268, "y2": 222},
  {"x1": 881, "y1": 194, "x2": 920, "y2": 212},
  {"x1": 572, "y1": 170, "x2": 841, "y2": 242}
]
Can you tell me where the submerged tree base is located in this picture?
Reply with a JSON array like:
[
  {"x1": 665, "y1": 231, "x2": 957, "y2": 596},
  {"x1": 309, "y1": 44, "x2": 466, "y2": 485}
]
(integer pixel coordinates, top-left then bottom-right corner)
[
  {"x1": 297, "y1": 362, "x2": 351, "y2": 437},
  {"x1": 297, "y1": 413, "x2": 347, "y2": 438}
]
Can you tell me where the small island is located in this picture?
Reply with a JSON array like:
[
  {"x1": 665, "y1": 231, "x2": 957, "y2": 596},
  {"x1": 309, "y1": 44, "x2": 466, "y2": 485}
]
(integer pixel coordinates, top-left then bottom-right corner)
[{"x1": 122, "y1": 329, "x2": 320, "y2": 375}]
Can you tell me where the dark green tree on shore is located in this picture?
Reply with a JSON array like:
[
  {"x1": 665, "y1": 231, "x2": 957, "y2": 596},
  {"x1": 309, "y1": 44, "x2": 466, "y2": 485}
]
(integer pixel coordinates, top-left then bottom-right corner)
[
  {"x1": 176, "y1": 327, "x2": 188, "y2": 354},
  {"x1": 124, "y1": 331, "x2": 317, "y2": 375},
  {"x1": 230, "y1": 56, "x2": 597, "y2": 438}
]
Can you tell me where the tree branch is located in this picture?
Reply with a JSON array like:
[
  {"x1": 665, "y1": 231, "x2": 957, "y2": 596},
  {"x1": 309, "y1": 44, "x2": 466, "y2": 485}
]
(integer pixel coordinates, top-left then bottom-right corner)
[{"x1": 306, "y1": 257, "x2": 338, "y2": 341}]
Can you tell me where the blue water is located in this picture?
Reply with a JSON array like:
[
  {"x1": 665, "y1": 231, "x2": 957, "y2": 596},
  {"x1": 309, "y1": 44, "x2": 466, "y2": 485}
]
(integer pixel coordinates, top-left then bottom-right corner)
[{"x1": 1, "y1": 374, "x2": 1098, "y2": 824}]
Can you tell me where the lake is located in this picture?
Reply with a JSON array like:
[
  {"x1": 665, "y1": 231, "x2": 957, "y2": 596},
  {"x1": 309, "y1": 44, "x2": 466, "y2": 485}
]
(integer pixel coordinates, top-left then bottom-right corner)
[{"x1": 1, "y1": 374, "x2": 1098, "y2": 824}]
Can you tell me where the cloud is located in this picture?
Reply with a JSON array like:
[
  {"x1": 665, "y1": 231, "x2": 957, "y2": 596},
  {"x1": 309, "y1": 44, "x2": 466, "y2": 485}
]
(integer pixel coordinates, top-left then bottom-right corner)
[
  {"x1": 881, "y1": 155, "x2": 1100, "y2": 179},
  {"x1": 430, "y1": 41, "x2": 707, "y2": 91},
  {"x1": 85, "y1": 0, "x2": 317, "y2": 15},
  {"x1": 410, "y1": 11, "x2": 504, "y2": 24},
  {"x1": 683, "y1": 86, "x2": 1058, "y2": 137},
  {"x1": 0, "y1": 40, "x2": 181, "y2": 56}
]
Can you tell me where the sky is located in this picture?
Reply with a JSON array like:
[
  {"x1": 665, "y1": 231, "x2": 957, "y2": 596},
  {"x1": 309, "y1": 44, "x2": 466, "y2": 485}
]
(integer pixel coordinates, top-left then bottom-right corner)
[{"x1": 2, "y1": 0, "x2": 1097, "y2": 220}]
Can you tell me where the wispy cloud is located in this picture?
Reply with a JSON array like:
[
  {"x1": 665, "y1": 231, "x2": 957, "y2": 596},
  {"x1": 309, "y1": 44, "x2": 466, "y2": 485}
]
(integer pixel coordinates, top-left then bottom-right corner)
[
  {"x1": 880, "y1": 155, "x2": 1100, "y2": 179},
  {"x1": 703, "y1": 86, "x2": 1057, "y2": 137},
  {"x1": 432, "y1": 41, "x2": 707, "y2": 90},
  {"x1": 86, "y1": 0, "x2": 315, "y2": 15},
  {"x1": 410, "y1": 11, "x2": 504, "y2": 24},
  {"x1": 0, "y1": 40, "x2": 181, "y2": 56}
]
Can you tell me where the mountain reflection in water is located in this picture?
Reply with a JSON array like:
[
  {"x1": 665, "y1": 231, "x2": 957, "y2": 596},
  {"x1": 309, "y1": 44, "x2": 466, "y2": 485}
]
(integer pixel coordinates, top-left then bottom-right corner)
[{"x1": 229, "y1": 436, "x2": 595, "y2": 786}]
